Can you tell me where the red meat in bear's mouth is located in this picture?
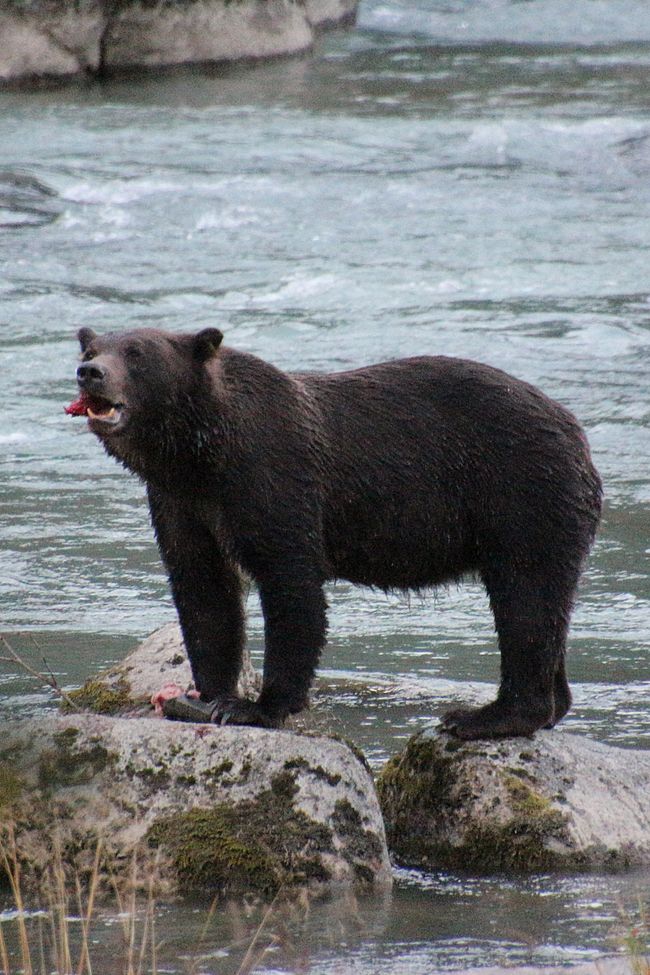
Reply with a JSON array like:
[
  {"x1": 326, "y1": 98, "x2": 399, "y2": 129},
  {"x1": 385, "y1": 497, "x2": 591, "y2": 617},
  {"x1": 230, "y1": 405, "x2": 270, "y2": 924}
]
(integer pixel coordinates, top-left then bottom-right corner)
[{"x1": 65, "y1": 392, "x2": 123, "y2": 426}]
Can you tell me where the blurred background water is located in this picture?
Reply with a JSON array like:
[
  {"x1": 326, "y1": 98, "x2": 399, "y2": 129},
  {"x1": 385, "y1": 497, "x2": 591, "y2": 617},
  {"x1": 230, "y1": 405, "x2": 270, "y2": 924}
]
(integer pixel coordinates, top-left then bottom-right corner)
[{"x1": 0, "y1": 0, "x2": 649, "y2": 970}]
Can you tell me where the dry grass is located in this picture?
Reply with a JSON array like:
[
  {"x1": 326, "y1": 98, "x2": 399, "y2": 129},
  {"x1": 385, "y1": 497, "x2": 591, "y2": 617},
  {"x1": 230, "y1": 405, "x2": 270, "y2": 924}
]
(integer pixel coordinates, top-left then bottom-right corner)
[
  {"x1": 0, "y1": 829, "x2": 318, "y2": 975},
  {"x1": 0, "y1": 829, "x2": 161, "y2": 975},
  {"x1": 618, "y1": 899, "x2": 650, "y2": 975}
]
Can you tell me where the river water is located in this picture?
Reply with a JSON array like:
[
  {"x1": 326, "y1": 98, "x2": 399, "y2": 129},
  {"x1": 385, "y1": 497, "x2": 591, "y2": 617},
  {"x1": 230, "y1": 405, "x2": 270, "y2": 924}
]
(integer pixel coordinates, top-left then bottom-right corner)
[{"x1": 0, "y1": 0, "x2": 649, "y2": 971}]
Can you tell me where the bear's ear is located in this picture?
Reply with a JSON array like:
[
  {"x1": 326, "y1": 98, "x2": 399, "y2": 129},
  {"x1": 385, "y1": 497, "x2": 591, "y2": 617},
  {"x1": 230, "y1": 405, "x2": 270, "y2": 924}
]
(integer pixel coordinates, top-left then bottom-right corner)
[
  {"x1": 192, "y1": 328, "x2": 223, "y2": 363},
  {"x1": 78, "y1": 327, "x2": 97, "y2": 352}
]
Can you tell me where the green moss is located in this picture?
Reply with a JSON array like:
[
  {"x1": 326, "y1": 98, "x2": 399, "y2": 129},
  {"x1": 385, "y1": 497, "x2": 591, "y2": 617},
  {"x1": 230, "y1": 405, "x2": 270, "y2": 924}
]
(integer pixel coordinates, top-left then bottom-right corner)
[
  {"x1": 38, "y1": 731, "x2": 116, "y2": 791},
  {"x1": 176, "y1": 774, "x2": 197, "y2": 786},
  {"x1": 503, "y1": 773, "x2": 554, "y2": 816},
  {"x1": 54, "y1": 727, "x2": 80, "y2": 747},
  {"x1": 0, "y1": 762, "x2": 22, "y2": 809},
  {"x1": 147, "y1": 775, "x2": 333, "y2": 896},
  {"x1": 284, "y1": 758, "x2": 342, "y2": 787},
  {"x1": 269, "y1": 770, "x2": 299, "y2": 800},
  {"x1": 505, "y1": 765, "x2": 537, "y2": 783},
  {"x1": 445, "y1": 774, "x2": 571, "y2": 873},
  {"x1": 61, "y1": 676, "x2": 132, "y2": 715},
  {"x1": 378, "y1": 735, "x2": 572, "y2": 873},
  {"x1": 125, "y1": 762, "x2": 171, "y2": 790},
  {"x1": 377, "y1": 735, "x2": 468, "y2": 822},
  {"x1": 332, "y1": 798, "x2": 383, "y2": 881},
  {"x1": 201, "y1": 759, "x2": 234, "y2": 783}
]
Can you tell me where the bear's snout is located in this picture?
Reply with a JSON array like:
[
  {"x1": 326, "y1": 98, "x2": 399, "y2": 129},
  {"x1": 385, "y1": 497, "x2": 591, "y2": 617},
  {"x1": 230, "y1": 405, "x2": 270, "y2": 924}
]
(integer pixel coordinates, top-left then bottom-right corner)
[{"x1": 77, "y1": 361, "x2": 107, "y2": 387}]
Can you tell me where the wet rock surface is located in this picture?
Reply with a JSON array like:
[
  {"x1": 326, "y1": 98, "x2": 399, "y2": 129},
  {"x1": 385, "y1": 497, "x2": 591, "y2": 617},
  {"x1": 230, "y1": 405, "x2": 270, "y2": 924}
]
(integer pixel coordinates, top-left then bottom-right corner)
[{"x1": 377, "y1": 726, "x2": 650, "y2": 873}]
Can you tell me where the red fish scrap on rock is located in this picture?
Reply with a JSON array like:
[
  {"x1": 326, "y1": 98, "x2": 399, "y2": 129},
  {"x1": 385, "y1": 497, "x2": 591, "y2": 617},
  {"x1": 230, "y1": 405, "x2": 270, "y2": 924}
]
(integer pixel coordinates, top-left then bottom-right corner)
[{"x1": 150, "y1": 683, "x2": 200, "y2": 716}]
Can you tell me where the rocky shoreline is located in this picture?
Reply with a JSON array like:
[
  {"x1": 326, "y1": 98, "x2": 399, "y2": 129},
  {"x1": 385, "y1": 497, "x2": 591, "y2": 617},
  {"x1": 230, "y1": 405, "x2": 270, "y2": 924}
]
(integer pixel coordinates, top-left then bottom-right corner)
[{"x1": 0, "y1": 0, "x2": 359, "y2": 86}]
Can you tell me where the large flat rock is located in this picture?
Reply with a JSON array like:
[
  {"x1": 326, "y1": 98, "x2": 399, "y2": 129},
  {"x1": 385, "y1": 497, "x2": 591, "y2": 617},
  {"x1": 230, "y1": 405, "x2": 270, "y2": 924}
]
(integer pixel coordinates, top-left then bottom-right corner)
[{"x1": 377, "y1": 727, "x2": 650, "y2": 872}]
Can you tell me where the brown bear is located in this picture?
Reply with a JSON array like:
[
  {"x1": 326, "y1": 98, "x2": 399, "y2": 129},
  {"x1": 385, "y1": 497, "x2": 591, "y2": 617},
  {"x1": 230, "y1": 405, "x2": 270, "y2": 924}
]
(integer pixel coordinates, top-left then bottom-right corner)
[{"x1": 67, "y1": 327, "x2": 602, "y2": 739}]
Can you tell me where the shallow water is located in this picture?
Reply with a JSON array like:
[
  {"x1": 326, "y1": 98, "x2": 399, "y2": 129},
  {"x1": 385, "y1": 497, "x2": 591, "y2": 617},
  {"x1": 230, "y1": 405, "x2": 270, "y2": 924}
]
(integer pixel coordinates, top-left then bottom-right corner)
[{"x1": 0, "y1": 0, "x2": 649, "y2": 970}]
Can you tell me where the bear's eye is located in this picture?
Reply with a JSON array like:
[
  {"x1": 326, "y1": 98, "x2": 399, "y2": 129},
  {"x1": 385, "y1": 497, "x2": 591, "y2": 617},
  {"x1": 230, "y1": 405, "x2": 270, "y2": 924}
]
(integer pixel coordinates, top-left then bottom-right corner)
[
  {"x1": 125, "y1": 345, "x2": 143, "y2": 360},
  {"x1": 81, "y1": 351, "x2": 96, "y2": 362}
]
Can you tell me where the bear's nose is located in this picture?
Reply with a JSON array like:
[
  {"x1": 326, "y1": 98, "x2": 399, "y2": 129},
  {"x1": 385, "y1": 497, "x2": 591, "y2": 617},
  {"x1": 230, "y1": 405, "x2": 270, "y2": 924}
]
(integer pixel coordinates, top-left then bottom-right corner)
[{"x1": 77, "y1": 362, "x2": 107, "y2": 385}]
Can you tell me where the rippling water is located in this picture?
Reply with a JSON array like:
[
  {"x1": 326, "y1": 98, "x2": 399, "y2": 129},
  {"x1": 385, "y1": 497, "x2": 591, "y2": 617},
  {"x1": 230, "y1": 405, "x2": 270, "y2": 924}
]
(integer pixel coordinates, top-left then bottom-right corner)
[{"x1": 1, "y1": 0, "x2": 649, "y2": 970}]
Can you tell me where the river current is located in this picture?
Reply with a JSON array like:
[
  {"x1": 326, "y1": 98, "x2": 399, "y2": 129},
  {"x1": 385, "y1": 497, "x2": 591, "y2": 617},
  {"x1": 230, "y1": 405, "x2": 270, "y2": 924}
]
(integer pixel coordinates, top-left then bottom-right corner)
[{"x1": 0, "y1": 0, "x2": 649, "y2": 971}]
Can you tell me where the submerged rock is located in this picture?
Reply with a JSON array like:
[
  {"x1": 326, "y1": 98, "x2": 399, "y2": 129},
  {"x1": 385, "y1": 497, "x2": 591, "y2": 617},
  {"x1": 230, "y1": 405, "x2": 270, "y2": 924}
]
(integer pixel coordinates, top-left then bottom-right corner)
[
  {"x1": 377, "y1": 727, "x2": 650, "y2": 872},
  {"x1": 0, "y1": 0, "x2": 359, "y2": 85},
  {"x1": 63, "y1": 621, "x2": 260, "y2": 715},
  {"x1": 0, "y1": 713, "x2": 391, "y2": 896},
  {"x1": 0, "y1": 170, "x2": 61, "y2": 228}
]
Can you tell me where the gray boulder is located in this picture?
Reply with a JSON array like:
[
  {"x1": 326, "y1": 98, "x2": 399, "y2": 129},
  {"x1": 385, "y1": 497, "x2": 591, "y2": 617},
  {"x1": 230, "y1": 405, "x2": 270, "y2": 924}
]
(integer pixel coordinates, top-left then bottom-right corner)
[
  {"x1": 104, "y1": 0, "x2": 314, "y2": 72},
  {"x1": 0, "y1": 6, "x2": 102, "y2": 81},
  {"x1": 377, "y1": 726, "x2": 650, "y2": 872},
  {"x1": 0, "y1": 0, "x2": 359, "y2": 85},
  {"x1": 305, "y1": 0, "x2": 358, "y2": 30},
  {"x1": 0, "y1": 712, "x2": 391, "y2": 896}
]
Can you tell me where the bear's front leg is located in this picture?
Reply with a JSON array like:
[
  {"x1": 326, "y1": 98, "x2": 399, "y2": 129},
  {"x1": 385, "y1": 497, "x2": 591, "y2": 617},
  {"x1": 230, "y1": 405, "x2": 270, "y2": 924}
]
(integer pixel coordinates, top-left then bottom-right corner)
[
  {"x1": 212, "y1": 570, "x2": 328, "y2": 729},
  {"x1": 147, "y1": 487, "x2": 246, "y2": 701}
]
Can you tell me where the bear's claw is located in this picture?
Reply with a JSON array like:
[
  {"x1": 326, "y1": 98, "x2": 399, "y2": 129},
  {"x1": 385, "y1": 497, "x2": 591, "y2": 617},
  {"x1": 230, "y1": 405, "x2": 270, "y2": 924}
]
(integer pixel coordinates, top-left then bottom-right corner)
[
  {"x1": 210, "y1": 695, "x2": 283, "y2": 729},
  {"x1": 440, "y1": 700, "x2": 552, "y2": 740}
]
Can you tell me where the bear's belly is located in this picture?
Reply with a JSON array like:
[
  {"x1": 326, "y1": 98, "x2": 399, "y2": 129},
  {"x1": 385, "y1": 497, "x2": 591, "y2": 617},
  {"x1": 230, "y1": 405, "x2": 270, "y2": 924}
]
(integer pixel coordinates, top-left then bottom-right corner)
[{"x1": 323, "y1": 514, "x2": 477, "y2": 590}]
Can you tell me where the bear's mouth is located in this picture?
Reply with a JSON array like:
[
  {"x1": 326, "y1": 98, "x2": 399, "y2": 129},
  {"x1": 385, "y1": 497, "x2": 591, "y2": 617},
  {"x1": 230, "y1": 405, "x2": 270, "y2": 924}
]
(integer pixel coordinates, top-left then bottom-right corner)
[{"x1": 65, "y1": 392, "x2": 124, "y2": 428}]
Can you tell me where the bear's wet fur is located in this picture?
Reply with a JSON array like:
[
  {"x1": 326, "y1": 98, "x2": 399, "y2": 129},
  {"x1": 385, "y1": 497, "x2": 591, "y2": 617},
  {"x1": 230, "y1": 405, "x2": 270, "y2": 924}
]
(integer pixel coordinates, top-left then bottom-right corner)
[{"x1": 72, "y1": 326, "x2": 602, "y2": 739}]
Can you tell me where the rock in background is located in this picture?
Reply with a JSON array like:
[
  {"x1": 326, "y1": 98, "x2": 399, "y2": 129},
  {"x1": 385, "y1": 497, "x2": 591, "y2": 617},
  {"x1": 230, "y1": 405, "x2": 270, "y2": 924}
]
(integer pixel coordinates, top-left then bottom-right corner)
[
  {"x1": 0, "y1": 0, "x2": 359, "y2": 85},
  {"x1": 377, "y1": 726, "x2": 650, "y2": 872},
  {"x1": 64, "y1": 621, "x2": 260, "y2": 715},
  {"x1": 0, "y1": 712, "x2": 391, "y2": 896}
]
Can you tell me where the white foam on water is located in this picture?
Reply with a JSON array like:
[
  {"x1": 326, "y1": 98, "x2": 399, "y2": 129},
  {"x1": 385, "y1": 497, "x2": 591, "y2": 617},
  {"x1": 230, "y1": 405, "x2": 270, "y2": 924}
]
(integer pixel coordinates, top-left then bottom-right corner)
[
  {"x1": 61, "y1": 179, "x2": 178, "y2": 206},
  {"x1": 253, "y1": 273, "x2": 339, "y2": 305},
  {"x1": 196, "y1": 206, "x2": 261, "y2": 231},
  {"x1": 0, "y1": 432, "x2": 28, "y2": 444}
]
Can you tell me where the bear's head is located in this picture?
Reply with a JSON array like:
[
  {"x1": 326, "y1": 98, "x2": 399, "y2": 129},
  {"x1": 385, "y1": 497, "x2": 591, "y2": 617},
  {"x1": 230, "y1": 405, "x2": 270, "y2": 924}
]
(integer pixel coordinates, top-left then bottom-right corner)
[{"x1": 67, "y1": 326, "x2": 224, "y2": 477}]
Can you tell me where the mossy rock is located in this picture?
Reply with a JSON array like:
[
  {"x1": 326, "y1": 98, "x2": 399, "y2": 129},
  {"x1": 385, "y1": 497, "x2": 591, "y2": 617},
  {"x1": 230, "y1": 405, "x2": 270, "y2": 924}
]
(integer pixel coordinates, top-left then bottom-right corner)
[
  {"x1": 378, "y1": 727, "x2": 650, "y2": 873},
  {"x1": 0, "y1": 714, "x2": 390, "y2": 897},
  {"x1": 147, "y1": 772, "x2": 334, "y2": 895},
  {"x1": 0, "y1": 761, "x2": 22, "y2": 809}
]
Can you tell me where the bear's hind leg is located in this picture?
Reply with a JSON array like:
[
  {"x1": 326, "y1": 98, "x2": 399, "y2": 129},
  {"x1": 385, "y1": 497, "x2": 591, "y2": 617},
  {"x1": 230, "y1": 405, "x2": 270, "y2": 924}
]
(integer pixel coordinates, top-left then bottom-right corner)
[{"x1": 442, "y1": 562, "x2": 575, "y2": 740}]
